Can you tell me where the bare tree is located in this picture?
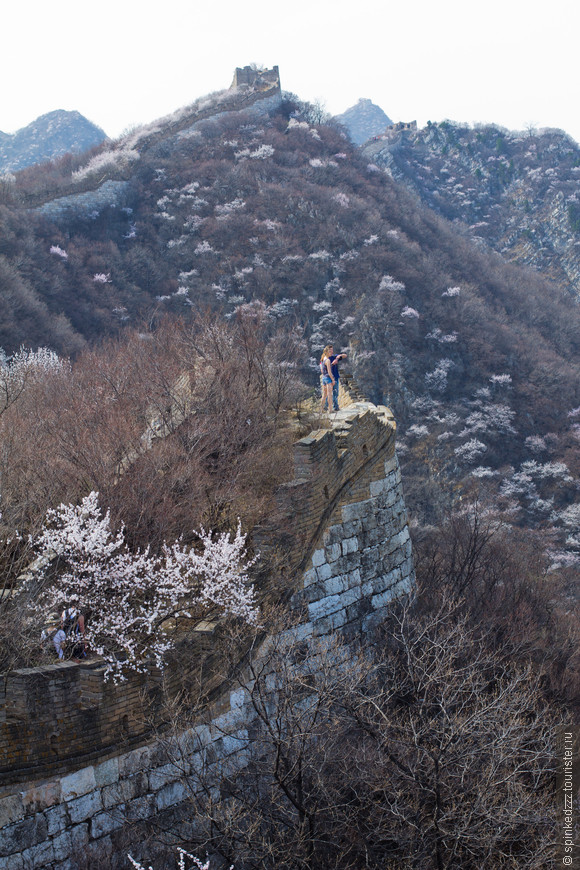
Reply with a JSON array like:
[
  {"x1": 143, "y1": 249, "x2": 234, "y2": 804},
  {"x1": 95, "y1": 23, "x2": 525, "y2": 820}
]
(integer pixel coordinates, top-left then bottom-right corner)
[{"x1": 150, "y1": 597, "x2": 561, "y2": 870}]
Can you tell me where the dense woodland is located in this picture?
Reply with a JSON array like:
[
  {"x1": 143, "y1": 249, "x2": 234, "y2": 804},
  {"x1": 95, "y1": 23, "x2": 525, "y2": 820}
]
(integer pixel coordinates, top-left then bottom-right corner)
[{"x1": 0, "y1": 88, "x2": 578, "y2": 868}]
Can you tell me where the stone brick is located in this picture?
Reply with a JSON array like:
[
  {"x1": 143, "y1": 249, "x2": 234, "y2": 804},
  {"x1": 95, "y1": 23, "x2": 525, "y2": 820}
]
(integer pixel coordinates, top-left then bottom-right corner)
[
  {"x1": 61, "y1": 767, "x2": 96, "y2": 801},
  {"x1": 125, "y1": 794, "x2": 155, "y2": 822},
  {"x1": 311, "y1": 548, "x2": 326, "y2": 567},
  {"x1": 1, "y1": 852, "x2": 24, "y2": 870},
  {"x1": 90, "y1": 807, "x2": 126, "y2": 838},
  {"x1": 86, "y1": 833, "x2": 113, "y2": 866},
  {"x1": 51, "y1": 829, "x2": 73, "y2": 862},
  {"x1": 341, "y1": 536, "x2": 358, "y2": 556},
  {"x1": 67, "y1": 790, "x2": 102, "y2": 824},
  {"x1": 21, "y1": 781, "x2": 61, "y2": 814},
  {"x1": 308, "y1": 594, "x2": 341, "y2": 621},
  {"x1": 369, "y1": 479, "x2": 386, "y2": 496},
  {"x1": 324, "y1": 575, "x2": 349, "y2": 597},
  {"x1": 118, "y1": 745, "x2": 151, "y2": 778},
  {"x1": 322, "y1": 524, "x2": 344, "y2": 547},
  {"x1": 45, "y1": 802, "x2": 69, "y2": 836},
  {"x1": 341, "y1": 519, "x2": 362, "y2": 538},
  {"x1": 69, "y1": 821, "x2": 89, "y2": 852},
  {"x1": 101, "y1": 782, "x2": 123, "y2": 810},
  {"x1": 0, "y1": 815, "x2": 48, "y2": 858},
  {"x1": 94, "y1": 757, "x2": 120, "y2": 788},
  {"x1": 229, "y1": 687, "x2": 246, "y2": 709},
  {"x1": 149, "y1": 762, "x2": 182, "y2": 791},
  {"x1": 326, "y1": 542, "x2": 342, "y2": 563},
  {"x1": 119, "y1": 772, "x2": 149, "y2": 802},
  {"x1": 155, "y1": 780, "x2": 188, "y2": 811},
  {"x1": 0, "y1": 794, "x2": 24, "y2": 828},
  {"x1": 21, "y1": 840, "x2": 54, "y2": 870},
  {"x1": 315, "y1": 562, "x2": 333, "y2": 582}
]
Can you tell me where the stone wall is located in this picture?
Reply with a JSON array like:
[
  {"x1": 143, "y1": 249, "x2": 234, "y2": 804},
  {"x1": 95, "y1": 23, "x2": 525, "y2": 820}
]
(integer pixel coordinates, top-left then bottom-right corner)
[
  {"x1": 34, "y1": 181, "x2": 130, "y2": 223},
  {"x1": 0, "y1": 394, "x2": 414, "y2": 868}
]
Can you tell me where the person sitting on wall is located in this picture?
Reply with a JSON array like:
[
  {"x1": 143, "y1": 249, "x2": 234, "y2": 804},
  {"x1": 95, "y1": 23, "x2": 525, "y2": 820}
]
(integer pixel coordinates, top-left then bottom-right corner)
[
  {"x1": 323, "y1": 345, "x2": 347, "y2": 412},
  {"x1": 40, "y1": 614, "x2": 67, "y2": 660},
  {"x1": 44, "y1": 606, "x2": 87, "y2": 660}
]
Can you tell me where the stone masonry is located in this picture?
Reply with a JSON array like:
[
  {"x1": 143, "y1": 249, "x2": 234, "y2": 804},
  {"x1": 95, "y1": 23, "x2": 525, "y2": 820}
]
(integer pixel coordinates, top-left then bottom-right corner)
[{"x1": 0, "y1": 390, "x2": 414, "y2": 868}]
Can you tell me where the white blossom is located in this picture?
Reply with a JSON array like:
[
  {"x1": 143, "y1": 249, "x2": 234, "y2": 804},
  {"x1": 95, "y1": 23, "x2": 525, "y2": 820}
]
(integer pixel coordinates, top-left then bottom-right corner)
[
  {"x1": 334, "y1": 192, "x2": 350, "y2": 208},
  {"x1": 454, "y1": 439, "x2": 487, "y2": 463},
  {"x1": 490, "y1": 374, "x2": 512, "y2": 386},
  {"x1": 50, "y1": 245, "x2": 68, "y2": 259},
  {"x1": 425, "y1": 359, "x2": 455, "y2": 392},
  {"x1": 28, "y1": 493, "x2": 258, "y2": 682},
  {"x1": 407, "y1": 425, "x2": 429, "y2": 438},
  {"x1": 379, "y1": 275, "x2": 405, "y2": 293},
  {"x1": 93, "y1": 273, "x2": 111, "y2": 284},
  {"x1": 194, "y1": 241, "x2": 215, "y2": 255}
]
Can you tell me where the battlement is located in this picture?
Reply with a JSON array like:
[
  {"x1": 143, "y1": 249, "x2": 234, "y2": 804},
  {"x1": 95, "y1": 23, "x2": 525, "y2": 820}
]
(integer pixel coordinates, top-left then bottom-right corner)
[{"x1": 230, "y1": 65, "x2": 281, "y2": 92}]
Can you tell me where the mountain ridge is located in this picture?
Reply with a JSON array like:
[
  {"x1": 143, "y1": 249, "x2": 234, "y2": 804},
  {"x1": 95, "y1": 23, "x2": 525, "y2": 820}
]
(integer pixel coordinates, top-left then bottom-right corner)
[{"x1": 0, "y1": 109, "x2": 107, "y2": 173}]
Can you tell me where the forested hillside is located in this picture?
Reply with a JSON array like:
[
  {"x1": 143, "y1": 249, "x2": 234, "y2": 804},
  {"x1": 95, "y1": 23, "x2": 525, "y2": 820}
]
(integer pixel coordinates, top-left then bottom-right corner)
[
  {"x1": 363, "y1": 120, "x2": 580, "y2": 298},
  {"x1": 0, "y1": 87, "x2": 579, "y2": 571}
]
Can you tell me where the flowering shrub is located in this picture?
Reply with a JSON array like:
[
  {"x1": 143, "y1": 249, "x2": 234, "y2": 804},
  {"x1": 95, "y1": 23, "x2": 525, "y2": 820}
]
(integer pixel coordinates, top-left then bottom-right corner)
[
  {"x1": 128, "y1": 848, "x2": 233, "y2": 870},
  {"x1": 425, "y1": 359, "x2": 455, "y2": 392},
  {"x1": 50, "y1": 245, "x2": 68, "y2": 259},
  {"x1": 29, "y1": 492, "x2": 258, "y2": 681},
  {"x1": 454, "y1": 439, "x2": 487, "y2": 463}
]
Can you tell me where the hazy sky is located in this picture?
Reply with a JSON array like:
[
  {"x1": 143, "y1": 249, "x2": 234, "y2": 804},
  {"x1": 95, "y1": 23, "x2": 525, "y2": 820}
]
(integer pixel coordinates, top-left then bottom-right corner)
[{"x1": 2, "y1": 0, "x2": 579, "y2": 143}]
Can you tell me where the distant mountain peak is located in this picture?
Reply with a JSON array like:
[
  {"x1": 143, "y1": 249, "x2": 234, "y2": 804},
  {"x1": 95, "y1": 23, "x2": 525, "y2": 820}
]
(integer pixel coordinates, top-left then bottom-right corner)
[
  {"x1": 334, "y1": 98, "x2": 393, "y2": 145},
  {"x1": 0, "y1": 110, "x2": 107, "y2": 173}
]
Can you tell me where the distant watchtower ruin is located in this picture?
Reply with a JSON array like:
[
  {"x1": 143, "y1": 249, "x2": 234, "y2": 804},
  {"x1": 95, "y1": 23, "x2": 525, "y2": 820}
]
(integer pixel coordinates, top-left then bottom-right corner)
[{"x1": 231, "y1": 65, "x2": 281, "y2": 93}]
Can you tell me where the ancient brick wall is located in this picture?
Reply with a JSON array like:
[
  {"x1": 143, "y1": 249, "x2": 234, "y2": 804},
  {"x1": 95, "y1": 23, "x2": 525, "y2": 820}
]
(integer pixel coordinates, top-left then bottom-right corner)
[{"x1": 0, "y1": 393, "x2": 414, "y2": 868}]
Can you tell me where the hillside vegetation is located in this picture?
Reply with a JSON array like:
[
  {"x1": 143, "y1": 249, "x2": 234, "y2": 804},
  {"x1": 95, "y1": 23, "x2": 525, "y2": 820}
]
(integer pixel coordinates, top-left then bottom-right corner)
[
  {"x1": 0, "y1": 87, "x2": 578, "y2": 568},
  {"x1": 363, "y1": 120, "x2": 580, "y2": 298}
]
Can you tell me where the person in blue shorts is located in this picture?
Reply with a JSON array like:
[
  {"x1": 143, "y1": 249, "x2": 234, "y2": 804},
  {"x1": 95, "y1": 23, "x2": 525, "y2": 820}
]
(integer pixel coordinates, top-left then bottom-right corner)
[{"x1": 326, "y1": 345, "x2": 347, "y2": 412}]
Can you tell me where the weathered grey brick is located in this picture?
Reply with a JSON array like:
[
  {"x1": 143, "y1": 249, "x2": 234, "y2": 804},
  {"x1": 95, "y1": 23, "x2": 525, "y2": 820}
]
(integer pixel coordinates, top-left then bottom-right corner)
[
  {"x1": 0, "y1": 815, "x2": 48, "y2": 858},
  {"x1": 155, "y1": 780, "x2": 188, "y2": 811},
  {"x1": 67, "y1": 790, "x2": 102, "y2": 824},
  {"x1": 118, "y1": 745, "x2": 151, "y2": 778},
  {"x1": 94, "y1": 757, "x2": 119, "y2": 788},
  {"x1": 45, "y1": 802, "x2": 69, "y2": 836},
  {"x1": 90, "y1": 807, "x2": 126, "y2": 838},
  {"x1": 315, "y1": 562, "x2": 333, "y2": 582},
  {"x1": 61, "y1": 767, "x2": 96, "y2": 801},
  {"x1": 0, "y1": 794, "x2": 24, "y2": 829},
  {"x1": 311, "y1": 548, "x2": 326, "y2": 567},
  {"x1": 326, "y1": 542, "x2": 342, "y2": 563}
]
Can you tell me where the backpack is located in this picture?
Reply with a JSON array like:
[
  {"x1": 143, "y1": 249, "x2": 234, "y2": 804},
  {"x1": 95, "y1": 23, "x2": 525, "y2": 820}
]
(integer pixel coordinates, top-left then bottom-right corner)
[{"x1": 62, "y1": 608, "x2": 78, "y2": 637}]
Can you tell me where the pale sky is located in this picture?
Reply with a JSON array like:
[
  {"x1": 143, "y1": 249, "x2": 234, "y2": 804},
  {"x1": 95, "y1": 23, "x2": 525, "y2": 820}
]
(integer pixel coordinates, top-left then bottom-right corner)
[{"x1": 2, "y1": 0, "x2": 579, "y2": 143}]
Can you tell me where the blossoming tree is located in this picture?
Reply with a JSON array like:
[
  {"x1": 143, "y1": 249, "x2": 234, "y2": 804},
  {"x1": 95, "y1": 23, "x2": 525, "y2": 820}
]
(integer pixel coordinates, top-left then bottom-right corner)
[{"x1": 30, "y1": 491, "x2": 258, "y2": 680}]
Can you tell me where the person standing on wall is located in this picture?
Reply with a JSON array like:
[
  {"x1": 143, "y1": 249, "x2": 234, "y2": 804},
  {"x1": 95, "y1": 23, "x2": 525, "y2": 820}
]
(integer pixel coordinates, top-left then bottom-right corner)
[
  {"x1": 320, "y1": 345, "x2": 335, "y2": 413},
  {"x1": 327, "y1": 345, "x2": 347, "y2": 412}
]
